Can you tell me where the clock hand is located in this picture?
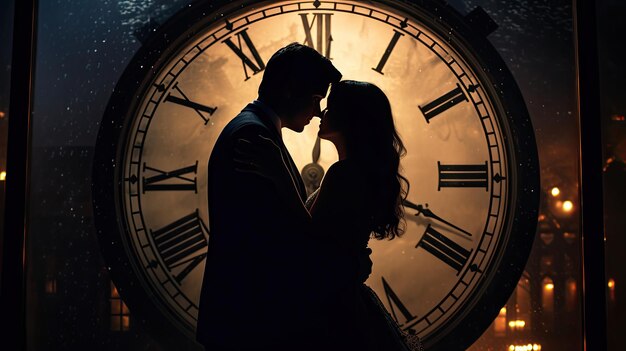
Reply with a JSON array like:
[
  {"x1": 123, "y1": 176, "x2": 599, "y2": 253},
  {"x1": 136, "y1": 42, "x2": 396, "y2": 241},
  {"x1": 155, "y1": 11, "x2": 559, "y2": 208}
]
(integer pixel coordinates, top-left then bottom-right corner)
[
  {"x1": 402, "y1": 199, "x2": 420, "y2": 212},
  {"x1": 301, "y1": 136, "x2": 325, "y2": 196},
  {"x1": 404, "y1": 200, "x2": 473, "y2": 237},
  {"x1": 312, "y1": 135, "x2": 321, "y2": 164}
]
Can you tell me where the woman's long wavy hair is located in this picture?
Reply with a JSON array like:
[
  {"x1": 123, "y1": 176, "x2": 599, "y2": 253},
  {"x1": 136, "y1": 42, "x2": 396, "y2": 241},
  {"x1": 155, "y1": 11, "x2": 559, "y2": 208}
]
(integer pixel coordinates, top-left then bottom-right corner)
[{"x1": 327, "y1": 80, "x2": 409, "y2": 240}]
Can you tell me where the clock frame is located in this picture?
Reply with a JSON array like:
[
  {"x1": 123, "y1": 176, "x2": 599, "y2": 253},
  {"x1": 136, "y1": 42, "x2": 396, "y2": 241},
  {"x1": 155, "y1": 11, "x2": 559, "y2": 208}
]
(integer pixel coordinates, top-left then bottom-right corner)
[{"x1": 92, "y1": 1, "x2": 540, "y2": 350}]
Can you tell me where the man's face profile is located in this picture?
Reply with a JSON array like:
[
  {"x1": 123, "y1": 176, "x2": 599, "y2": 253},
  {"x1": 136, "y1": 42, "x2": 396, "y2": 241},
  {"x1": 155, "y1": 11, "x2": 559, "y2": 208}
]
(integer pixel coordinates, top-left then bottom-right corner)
[{"x1": 283, "y1": 92, "x2": 327, "y2": 132}]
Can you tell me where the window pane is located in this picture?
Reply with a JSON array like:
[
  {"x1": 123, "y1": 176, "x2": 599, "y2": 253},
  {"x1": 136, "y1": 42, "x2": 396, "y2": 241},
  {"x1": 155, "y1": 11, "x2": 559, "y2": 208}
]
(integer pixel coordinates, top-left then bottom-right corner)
[
  {"x1": 447, "y1": 0, "x2": 584, "y2": 350},
  {"x1": 0, "y1": 0, "x2": 15, "y2": 282},
  {"x1": 26, "y1": 0, "x2": 190, "y2": 349},
  {"x1": 597, "y1": 1, "x2": 626, "y2": 350}
]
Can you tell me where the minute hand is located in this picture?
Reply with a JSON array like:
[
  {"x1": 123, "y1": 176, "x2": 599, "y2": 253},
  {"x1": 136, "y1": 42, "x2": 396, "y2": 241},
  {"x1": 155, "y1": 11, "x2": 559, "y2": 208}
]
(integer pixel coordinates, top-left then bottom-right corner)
[{"x1": 418, "y1": 206, "x2": 473, "y2": 237}]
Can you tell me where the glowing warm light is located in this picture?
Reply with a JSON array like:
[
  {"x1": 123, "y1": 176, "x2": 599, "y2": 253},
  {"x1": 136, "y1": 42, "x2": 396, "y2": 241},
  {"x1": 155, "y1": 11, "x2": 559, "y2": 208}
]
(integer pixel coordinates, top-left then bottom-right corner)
[
  {"x1": 0, "y1": 171, "x2": 5, "y2": 181},
  {"x1": 494, "y1": 306, "x2": 507, "y2": 334},
  {"x1": 550, "y1": 187, "x2": 560, "y2": 196},
  {"x1": 0, "y1": 111, "x2": 5, "y2": 119},
  {"x1": 563, "y1": 232, "x2": 576, "y2": 242},
  {"x1": 605, "y1": 156, "x2": 616, "y2": 171},
  {"x1": 562, "y1": 200, "x2": 574, "y2": 212},
  {"x1": 122, "y1": 316, "x2": 130, "y2": 329},
  {"x1": 111, "y1": 284, "x2": 120, "y2": 298},
  {"x1": 611, "y1": 114, "x2": 625, "y2": 121},
  {"x1": 508, "y1": 320, "x2": 526, "y2": 330},
  {"x1": 544, "y1": 283, "x2": 554, "y2": 290},
  {"x1": 110, "y1": 282, "x2": 131, "y2": 332},
  {"x1": 609, "y1": 278, "x2": 616, "y2": 302},
  {"x1": 45, "y1": 278, "x2": 57, "y2": 294},
  {"x1": 508, "y1": 344, "x2": 542, "y2": 351}
]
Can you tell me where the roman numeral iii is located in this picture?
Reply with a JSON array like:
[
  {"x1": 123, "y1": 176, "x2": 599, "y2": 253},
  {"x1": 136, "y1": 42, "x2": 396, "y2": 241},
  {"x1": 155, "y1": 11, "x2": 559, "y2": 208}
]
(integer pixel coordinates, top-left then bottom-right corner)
[{"x1": 438, "y1": 161, "x2": 489, "y2": 190}]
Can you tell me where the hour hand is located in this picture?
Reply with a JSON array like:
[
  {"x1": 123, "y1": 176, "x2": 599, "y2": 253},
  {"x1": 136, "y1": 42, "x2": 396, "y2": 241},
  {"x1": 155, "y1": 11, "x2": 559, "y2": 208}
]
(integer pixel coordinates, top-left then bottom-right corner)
[{"x1": 403, "y1": 200, "x2": 472, "y2": 237}]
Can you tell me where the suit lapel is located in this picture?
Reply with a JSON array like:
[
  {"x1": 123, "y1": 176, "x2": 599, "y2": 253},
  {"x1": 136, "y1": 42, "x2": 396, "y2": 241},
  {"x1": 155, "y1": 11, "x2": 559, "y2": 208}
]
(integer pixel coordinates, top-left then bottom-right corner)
[
  {"x1": 242, "y1": 103, "x2": 307, "y2": 202},
  {"x1": 278, "y1": 141, "x2": 307, "y2": 202}
]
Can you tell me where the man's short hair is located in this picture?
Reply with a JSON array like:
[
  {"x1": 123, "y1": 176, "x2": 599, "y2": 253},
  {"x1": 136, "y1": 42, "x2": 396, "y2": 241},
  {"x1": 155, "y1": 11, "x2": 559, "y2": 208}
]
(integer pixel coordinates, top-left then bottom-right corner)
[{"x1": 258, "y1": 43, "x2": 342, "y2": 101}]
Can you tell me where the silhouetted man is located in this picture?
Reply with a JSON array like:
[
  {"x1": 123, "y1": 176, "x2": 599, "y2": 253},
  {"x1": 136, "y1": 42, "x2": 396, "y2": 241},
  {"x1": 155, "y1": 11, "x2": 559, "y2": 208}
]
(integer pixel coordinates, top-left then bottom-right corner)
[{"x1": 197, "y1": 43, "x2": 342, "y2": 351}]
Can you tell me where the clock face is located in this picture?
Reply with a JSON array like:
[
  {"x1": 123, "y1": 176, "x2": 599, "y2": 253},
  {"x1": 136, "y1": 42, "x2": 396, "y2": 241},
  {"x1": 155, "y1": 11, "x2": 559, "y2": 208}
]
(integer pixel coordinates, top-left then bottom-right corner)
[{"x1": 94, "y1": 0, "x2": 539, "y2": 349}]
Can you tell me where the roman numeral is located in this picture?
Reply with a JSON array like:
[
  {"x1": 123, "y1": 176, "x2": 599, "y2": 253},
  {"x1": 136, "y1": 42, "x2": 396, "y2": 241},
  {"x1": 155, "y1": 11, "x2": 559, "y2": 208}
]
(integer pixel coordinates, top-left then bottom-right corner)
[
  {"x1": 372, "y1": 30, "x2": 404, "y2": 74},
  {"x1": 438, "y1": 161, "x2": 488, "y2": 190},
  {"x1": 416, "y1": 225, "x2": 472, "y2": 274},
  {"x1": 150, "y1": 210, "x2": 209, "y2": 284},
  {"x1": 142, "y1": 161, "x2": 198, "y2": 193},
  {"x1": 419, "y1": 84, "x2": 468, "y2": 122},
  {"x1": 300, "y1": 13, "x2": 333, "y2": 58},
  {"x1": 223, "y1": 28, "x2": 265, "y2": 81},
  {"x1": 164, "y1": 82, "x2": 216, "y2": 124},
  {"x1": 382, "y1": 277, "x2": 417, "y2": 326}
]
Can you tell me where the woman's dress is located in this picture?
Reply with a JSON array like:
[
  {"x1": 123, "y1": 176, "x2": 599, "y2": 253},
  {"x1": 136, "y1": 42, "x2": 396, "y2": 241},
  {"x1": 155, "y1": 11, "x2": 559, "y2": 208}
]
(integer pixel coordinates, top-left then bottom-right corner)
[{"x1": 305, "y1": 160, "x2": 423, "y2": 351}]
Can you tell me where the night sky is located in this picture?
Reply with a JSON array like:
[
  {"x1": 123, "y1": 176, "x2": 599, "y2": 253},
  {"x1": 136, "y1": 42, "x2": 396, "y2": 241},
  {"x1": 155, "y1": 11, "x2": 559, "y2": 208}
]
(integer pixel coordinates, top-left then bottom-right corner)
[{"x1": 31, "y1": 0, "x2": 188, "y2": 147}]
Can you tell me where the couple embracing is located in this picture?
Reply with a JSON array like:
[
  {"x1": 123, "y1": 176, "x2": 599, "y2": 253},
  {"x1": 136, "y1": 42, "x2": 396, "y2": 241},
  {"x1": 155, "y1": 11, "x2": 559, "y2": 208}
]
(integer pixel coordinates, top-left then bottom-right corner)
[{"x1": 197, "y1": 43, "x2": 422, "y2": 351}]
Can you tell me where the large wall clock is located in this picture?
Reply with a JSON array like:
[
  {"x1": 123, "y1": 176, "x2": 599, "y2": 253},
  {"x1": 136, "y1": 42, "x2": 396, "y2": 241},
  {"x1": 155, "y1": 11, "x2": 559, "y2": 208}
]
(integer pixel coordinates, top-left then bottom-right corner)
[{"x1": 92, "y1": 0, "x2": 540, "y2": 349}]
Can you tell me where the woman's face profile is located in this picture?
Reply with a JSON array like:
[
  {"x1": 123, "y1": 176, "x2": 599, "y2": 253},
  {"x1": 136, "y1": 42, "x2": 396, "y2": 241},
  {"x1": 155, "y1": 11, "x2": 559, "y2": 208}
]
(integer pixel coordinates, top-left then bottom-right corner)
[{"x1": 318, "y1": 99, "x2": 341, "y2": 141}]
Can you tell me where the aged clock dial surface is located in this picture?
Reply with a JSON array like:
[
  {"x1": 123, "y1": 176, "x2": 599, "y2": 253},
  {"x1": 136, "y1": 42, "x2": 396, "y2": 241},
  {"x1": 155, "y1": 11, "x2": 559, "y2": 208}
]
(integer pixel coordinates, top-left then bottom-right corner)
[{"x1": 96, "y1": 0, "x2": 536, "y2": 349}]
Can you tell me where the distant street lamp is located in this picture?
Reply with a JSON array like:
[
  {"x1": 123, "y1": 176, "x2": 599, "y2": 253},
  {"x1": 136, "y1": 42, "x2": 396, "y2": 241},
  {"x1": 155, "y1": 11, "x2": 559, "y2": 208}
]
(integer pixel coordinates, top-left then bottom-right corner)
[
  {"x1": 551, "y1": 187, "x2": 560, "y2": 196},
  {"x1": 562, "y1": 200, "x2": 574, "y2": 212}
]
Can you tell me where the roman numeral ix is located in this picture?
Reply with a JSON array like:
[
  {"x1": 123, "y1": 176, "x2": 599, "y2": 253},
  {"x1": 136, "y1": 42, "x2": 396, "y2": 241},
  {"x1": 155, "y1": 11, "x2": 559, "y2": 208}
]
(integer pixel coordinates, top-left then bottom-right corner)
[{"x1": 142, "y1": 161, "x2": 198, "y2": 193}]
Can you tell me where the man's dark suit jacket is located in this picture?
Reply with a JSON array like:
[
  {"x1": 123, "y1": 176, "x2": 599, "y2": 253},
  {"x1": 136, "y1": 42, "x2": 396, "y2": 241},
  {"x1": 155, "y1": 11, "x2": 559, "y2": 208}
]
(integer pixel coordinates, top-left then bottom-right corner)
[{"x1": 196, "y1": 103, "x2": 332, "y2": 351}]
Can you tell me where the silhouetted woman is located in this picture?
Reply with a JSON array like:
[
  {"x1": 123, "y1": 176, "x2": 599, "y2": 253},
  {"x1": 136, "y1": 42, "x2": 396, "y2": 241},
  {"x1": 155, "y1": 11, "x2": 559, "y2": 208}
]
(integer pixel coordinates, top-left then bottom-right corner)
[{"x1": 237, "y1": 81, "x2": 421, "y2": 350}]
